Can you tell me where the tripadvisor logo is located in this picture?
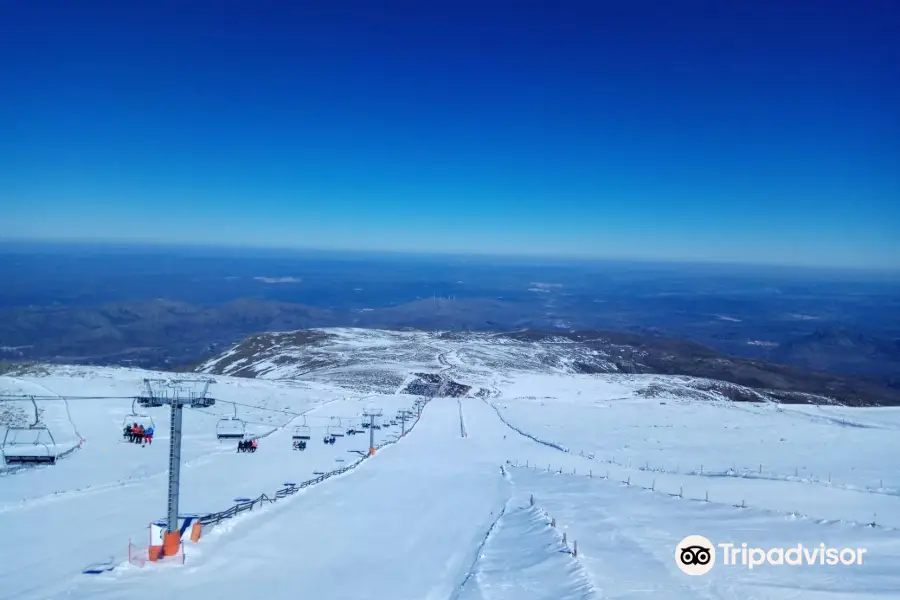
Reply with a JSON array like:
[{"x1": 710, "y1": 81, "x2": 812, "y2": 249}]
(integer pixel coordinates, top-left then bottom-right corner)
[{"x1": 675, "y1": 536, "x2": 867, "y2": 575}]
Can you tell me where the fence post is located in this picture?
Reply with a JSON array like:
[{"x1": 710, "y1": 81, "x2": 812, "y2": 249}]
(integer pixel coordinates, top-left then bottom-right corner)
[
  {"x1": 626, "y1": 476, "x2": 631, "y2": 486},
  {"x1": 679, "y1": 485, "x2": 683, "y2": 498},
  {"x1": 705, "y1": 490, "x2": 709, "y2": 502},
  {"x1": 526, "y1": 460, "x2": 529, "y2": 467},
  {"x1": 651, "y1": 478, "x2": 655, "y2": 491},
  {"x1": 606, "y1": 470, "x2": 609, "y2": 480},
  {"x1": 589, "y1": 469, "x2": 592, "y2": 478},
  {"x1": 530, "y1": 494, "x2": 534, "y2": 507},
  {"x1": 551, "y1": 517, "x2": 556, "y2": 528},
  {"x1": 700, "y1": 464, "x2": 703, "y2": 475},
  {"x1": 562, "y1": 532, "x2": 567, "y2": 545},
  {"x1": 573, "y1": 540, "x2": 578, "y2": 557}
]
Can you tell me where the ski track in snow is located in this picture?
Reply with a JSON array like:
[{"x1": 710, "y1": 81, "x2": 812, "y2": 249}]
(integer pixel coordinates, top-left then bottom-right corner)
[{"x1": 1, "y1": 330, "x2": 899, "y2": 600}]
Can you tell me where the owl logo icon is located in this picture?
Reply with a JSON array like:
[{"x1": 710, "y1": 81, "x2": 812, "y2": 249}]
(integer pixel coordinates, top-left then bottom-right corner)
[{"x1": 676, "y1": 535, "x2": 716, "y2": 575}]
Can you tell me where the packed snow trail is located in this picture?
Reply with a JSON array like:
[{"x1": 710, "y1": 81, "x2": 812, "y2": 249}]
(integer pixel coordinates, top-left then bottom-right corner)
[
  {"x1": 28, "y1": 393, "x2": 900, "y2": 600},
  {"x1": 70, "y1": 399, "x2": 511, "y2": 600},
  {"x1": 0, "y1": 397, "x2": 402, "y2": 600}
]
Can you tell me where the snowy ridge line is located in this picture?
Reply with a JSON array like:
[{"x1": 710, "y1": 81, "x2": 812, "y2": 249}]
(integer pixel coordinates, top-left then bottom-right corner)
[
  {"x1": 493, "y1": 403, "x2": 898, "y2": 498},
  {"x1": 485, "y1": 400, "x2": 568, "y2": 452},
  {"x1": 506, "y1": 462, "x2": 897, "y2": 532},
  {"x1": 451, "y1": 498, "x2": 509, "y2": 598},
  {"x1": 455, "y1": 480, "x2": 600, "y2": 600},
  {"x1": 194, "y1": 398, "x2": 431, "y2": 532}
]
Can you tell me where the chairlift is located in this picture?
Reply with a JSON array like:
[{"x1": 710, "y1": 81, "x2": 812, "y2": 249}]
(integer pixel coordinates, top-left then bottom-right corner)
[
  {"x1": 121, "y1": 399, "x2": 155, "y2": 438},
  {"x1": 2, "y1": 396, "x2": 58, "y2": 465},
  {"x1": 216, "y1": 402, "x2": 246, "y2": 440}
]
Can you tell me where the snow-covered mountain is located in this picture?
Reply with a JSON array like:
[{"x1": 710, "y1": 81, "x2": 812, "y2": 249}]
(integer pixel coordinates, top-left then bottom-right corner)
[
  {"x1": 2, "y1": 330, "x2": 900, "y2": 599},
  {"x1": 197, "y1": 327, "x2": 898, "y2": 406}
]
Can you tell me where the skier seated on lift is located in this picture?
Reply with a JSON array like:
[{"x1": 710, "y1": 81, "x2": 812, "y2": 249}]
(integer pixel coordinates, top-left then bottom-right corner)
[
  {"x1": 251, "y1": 439, "x2": 258, "y2": 452},
  {"x1": 136, "y1": 424, "x2": 146, "y2": 444},
  {"x1": 237, "y1": 440, "x2": 247, "y2": 452},
  {"x1": 123, "y1": 424, "x2": 132, "y2": 441},
  {"x1": 145, "y1": 426, "x2": 154, "y2": 445}
]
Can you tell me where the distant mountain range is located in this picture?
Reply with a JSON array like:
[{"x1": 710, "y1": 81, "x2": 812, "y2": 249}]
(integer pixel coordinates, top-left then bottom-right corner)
[{"x1": 1, "y1": 297, "x2": 898, "y2": 392}]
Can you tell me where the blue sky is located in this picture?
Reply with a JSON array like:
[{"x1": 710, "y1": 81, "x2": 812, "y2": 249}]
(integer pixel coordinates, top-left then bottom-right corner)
[{"x1": 2, "y1": 1, "x2": 898, "y2": 268}]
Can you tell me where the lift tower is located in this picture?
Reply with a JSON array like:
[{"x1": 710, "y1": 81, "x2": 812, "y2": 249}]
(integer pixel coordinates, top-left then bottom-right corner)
[
  {"x1": 135, "y1": 378, "x2": 215, "y2": 556},
  {"x1": 362, "y1": 408, "x2": 382, "y2": 455}
]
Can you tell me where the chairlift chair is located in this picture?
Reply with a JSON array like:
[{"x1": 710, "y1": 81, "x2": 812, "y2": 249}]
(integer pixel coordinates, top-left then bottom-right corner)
[
  {"x1": 2, "y1": 397, "x2": 58, "y2": 465},
  {"x1": 121, "y1": 399, "x2": 155, "y2": 438},
  {"x1": 292, "y1": 417, "x2": 311, "y2": 440},
  {"x1": 216, "y1": 402, "x2": 246, "y2": 440}
]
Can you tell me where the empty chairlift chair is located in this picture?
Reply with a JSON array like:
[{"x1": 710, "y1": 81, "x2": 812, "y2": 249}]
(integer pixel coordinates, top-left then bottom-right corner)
[
  {"x1": 292, "y1": 418, "x2": 311, "y2": 441},
  {"x1": 216, "y1": 402, "x2": 247, "y2": 440},
  {"x1": 2, "y1": 396, "x2": 58, "y2": 465}
]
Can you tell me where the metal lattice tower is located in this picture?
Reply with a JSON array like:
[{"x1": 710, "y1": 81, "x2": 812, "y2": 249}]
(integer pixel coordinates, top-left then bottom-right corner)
[
  {"x1": 136, "y1": 378, "x2": 216, "y2": 536},
  {"x1": 398, "y1": 409, "x2": 412, "y2": 437},
  {"x1": 362, "y1": 408, "x2": 382, "y2": 455}
]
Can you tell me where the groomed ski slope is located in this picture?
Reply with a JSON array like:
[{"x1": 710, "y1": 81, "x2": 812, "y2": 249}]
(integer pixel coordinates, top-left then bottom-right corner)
[
  {"x1": 0, "y1": 369, "x2": 417, "y2": 600},
  {"x1": 3, "y1": 360, "x2": 900, "y2": 600},
  {"x1": 68, "y1": 395, "x2": 900, "y2": 600}
]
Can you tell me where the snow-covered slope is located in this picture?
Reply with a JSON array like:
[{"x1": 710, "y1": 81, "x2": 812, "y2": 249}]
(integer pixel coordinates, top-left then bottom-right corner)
[
  {"x1": 2, "y1": 332, "x2": 899, "y2": 600},
  {"x1": 197, "y1": 327, "x2": 839, "y2": 405}
]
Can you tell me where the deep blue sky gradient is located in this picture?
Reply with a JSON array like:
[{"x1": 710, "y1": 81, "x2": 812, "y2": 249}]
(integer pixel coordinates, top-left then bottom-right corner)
[{"x1": 2, "y1": 0, "x2": 898, "y2": 268}]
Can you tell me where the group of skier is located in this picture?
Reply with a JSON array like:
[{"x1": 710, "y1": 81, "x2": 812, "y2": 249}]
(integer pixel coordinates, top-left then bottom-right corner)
[
  {"x1": 123, "y1": 422, "x2": 153, "y2": 445},
  {"x1": 293, "y1": 439, "x2": 307, "y2": 451},
  {"x1": 237, "y1": 439, "x2": 258, "y2": 453}
]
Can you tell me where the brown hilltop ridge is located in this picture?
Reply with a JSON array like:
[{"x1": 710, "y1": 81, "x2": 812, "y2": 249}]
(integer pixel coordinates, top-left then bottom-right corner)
[{"x1": 198, "y1": 328, "x2": 900, "y2": 407}]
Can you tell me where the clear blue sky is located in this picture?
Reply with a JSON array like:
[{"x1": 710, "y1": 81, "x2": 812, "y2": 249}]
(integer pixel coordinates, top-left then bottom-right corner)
[{"x1": 2, "y1": 1, "x2": 898, "y2": 268}]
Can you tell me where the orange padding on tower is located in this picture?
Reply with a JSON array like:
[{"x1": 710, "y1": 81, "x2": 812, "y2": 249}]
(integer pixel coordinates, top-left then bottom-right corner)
[
  {"x1": 190, "y1": 522, "x2": 202, "y2": 543},
  {"x1": 148, "y1": 545, "x2": 163, "y2": 562},
  {"x1": 163, "y1": 532, "x2": 181, "y2": 556}
]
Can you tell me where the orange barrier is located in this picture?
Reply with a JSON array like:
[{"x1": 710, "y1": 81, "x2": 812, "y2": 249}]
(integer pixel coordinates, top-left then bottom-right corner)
[
  {"x1": 163, "y1": 532, "x2": 181, "y2": 557},
  {"x1": 190, "y1": 522, "x2": 202, "y2": 543}
]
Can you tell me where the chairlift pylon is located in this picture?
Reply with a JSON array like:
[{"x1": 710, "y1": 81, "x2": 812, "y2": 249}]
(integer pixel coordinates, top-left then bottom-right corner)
[
  {"x1": 216, "y1": 402, "x2": 246, "y2": 440},
  {"x1": 2, "y1": 396, "x2": 58, "y2": 465}
]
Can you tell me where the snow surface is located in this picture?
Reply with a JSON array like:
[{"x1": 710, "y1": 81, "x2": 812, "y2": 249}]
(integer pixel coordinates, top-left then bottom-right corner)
[{"x1": 2, "y1": 338, "x2": 900, "y2": 599}]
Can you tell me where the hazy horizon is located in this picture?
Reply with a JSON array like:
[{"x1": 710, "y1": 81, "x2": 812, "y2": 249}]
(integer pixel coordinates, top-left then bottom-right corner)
[{"x1": 3, "y1": 237, "x2": 900, "y2": 277}]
